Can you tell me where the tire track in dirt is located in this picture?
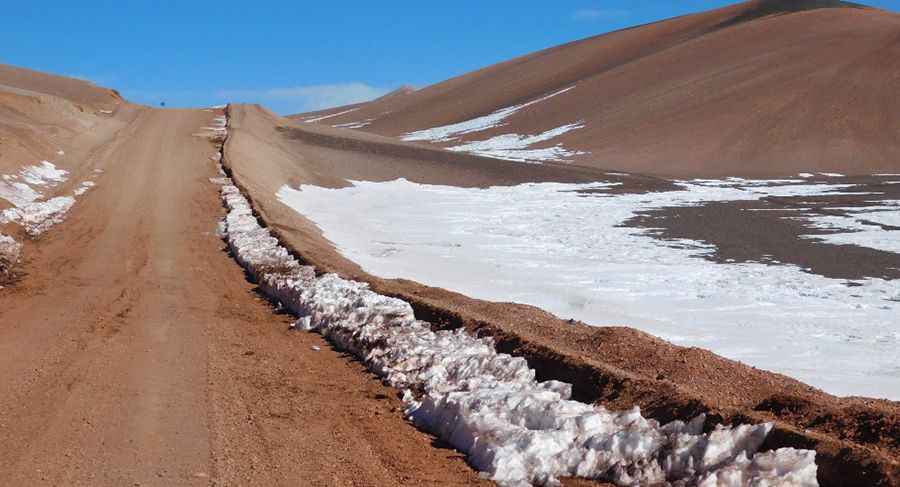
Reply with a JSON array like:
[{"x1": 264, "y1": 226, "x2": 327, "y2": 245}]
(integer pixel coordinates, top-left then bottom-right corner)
[{"x1": 0, "y1": 106, "x2": 491, "y2": 486}]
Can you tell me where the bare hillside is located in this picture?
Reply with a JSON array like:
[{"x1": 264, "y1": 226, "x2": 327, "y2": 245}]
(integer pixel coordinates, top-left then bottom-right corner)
[{"x1": 293, "y1": 0, "x2": 900, "y2": 176}]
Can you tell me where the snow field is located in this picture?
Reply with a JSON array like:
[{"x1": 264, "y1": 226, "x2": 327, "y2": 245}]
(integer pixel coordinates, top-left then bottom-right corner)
[
  {"x1": 212, "y1": 159, "x2": 817, "y2": 485},
  {"x1": 800, "y1": 212, "x2": 900, "y2": 253},
  {"x1": 277, "y1": 178, "x2": 900, "y2": 399},
  {"x1": 791, "y1": 197, "x2": 900, "y2": 254}
]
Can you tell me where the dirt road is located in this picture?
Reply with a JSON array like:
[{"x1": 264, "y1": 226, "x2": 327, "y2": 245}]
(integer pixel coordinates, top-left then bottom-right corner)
[{"x1": 0, "y1": 107, "x2": 488, "y2": 486}]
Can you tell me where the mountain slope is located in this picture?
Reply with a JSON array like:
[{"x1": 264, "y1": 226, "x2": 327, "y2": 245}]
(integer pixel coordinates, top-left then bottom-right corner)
[
  {"x1": 0, "y1": 63, "x2": 125, "y2": 171},
  {"x1": 0, "y1": 64, "x2": 122, "y2": 108},
  {"x1": 293, "y1": 0, "x2": 900, "y2": 177}
]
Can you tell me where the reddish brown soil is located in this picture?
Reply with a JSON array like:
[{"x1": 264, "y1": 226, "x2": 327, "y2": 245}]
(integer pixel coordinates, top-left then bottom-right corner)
[
  {"x1": 0, "y1": 63, "x2": 122, "y2": 109},
  {"x1": 0, "y1": 103, "x2": 495, "y2": 485},
  {"x1": 228, "y1": 103, "x2": 900, "y2": 486},
  {"x1": 293, "y1": 0, "x2": 900, "y2": 177}
]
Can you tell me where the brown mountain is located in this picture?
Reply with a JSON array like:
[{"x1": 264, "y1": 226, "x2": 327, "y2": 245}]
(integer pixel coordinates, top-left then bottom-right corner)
[
  {"x1": 292, "y1": 0, "x2": 900, "y2": 177},
  {"x1": 0, "y1": 64, "x2": 124, "y2": 176}
]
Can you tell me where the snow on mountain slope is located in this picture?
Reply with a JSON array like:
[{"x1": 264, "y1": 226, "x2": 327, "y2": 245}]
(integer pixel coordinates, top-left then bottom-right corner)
[{"x1": 292, "y1": 0, "x2": 900, "y2": 177}]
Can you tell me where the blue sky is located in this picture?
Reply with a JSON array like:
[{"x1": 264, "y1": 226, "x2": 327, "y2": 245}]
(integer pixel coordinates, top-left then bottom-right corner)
[{"x1": 2, "y1": 0, "x2": 898, "y2": 114}]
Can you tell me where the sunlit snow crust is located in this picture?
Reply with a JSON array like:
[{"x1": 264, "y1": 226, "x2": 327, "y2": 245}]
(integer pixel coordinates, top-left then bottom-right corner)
[{"x1": 277, "y1": 178, "x2": 900, "y2": 399}]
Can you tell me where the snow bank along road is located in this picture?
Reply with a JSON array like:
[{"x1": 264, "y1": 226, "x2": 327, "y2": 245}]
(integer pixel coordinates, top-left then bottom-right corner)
[
  {"x1": 0, "y1": 106, "x2": 490, "y2": 486},
  {"x1": 216, "y1": 148, "x2": 819, "y2": 485}
]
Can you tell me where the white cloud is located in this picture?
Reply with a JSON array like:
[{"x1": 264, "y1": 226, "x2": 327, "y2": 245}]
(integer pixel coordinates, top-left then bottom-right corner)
[
  {"x1": 572, "y1": 8, "x2": 631, "y2": 21},
  {"x1": 217, "y1": 82, "x2": 390, "y2": 113}
]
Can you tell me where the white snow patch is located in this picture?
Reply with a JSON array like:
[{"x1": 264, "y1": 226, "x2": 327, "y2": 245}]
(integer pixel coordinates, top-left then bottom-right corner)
[
  {"x1": 303, "y1": 107, "x2": 360, "y2": 124},
  {"x1": 209, "y1": 176, "x2": 231, "y2": 186},
  {"x1": 447, "y1": 122, "x2": 587, "y2": 163},
  {"x1": 0, "y1": 161, "x2": 69, "y2": 208},
  {"x1": 18, "y1": 161, "x2": 69, "y2": 187},
  {"x1": 333, "y1": 118, "x2": 375, "y2": 129},
  {"x1": 818, "y1": 172, "x2": 845, "y2": 177},
  {"x1": 799, "y1": 204, "x2": 900, "y2": 253},
  {"x1": 402, "y1": 86, "x2": 576, "y2": 142},
  {"x1": 0, "y1": 161, "x2": 100, "y2": 236},
  {"x1": 744, "y1": 208, "x2": 811, "y2": 212},
  {"x1": 2, "y1": 196, "x2": 76, "y2": 236},
  {"x1": 798, "y1": 173, "x2": 814, "y2": 178},
  {"x1": 803, "y1": 225, "x2": 900, "y2": 253},
  {"x1": 216, "y1": 172, "x2": 818, "y2": 487},
  {"x1": 278, "y1": 178, "x2": 900, "y2": 399},
  {"x1": 73, "y1": 181, "x2": 96, "y2": 196},
  {"x1": 684, "y1": 178, "x2": 807, "y2": 188},
  {"x1": 862, "y1": 212, "x2": 900, "y2": 228},
  {"x1": 194, "y1": 115, "x2": 228, "y2": 138},
  {"x1": 0, "y1": 180, "x2": 43, "y2": 207},
  {"x1": 0, "y1": 233, "x2": 21, "y2": 268}
]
